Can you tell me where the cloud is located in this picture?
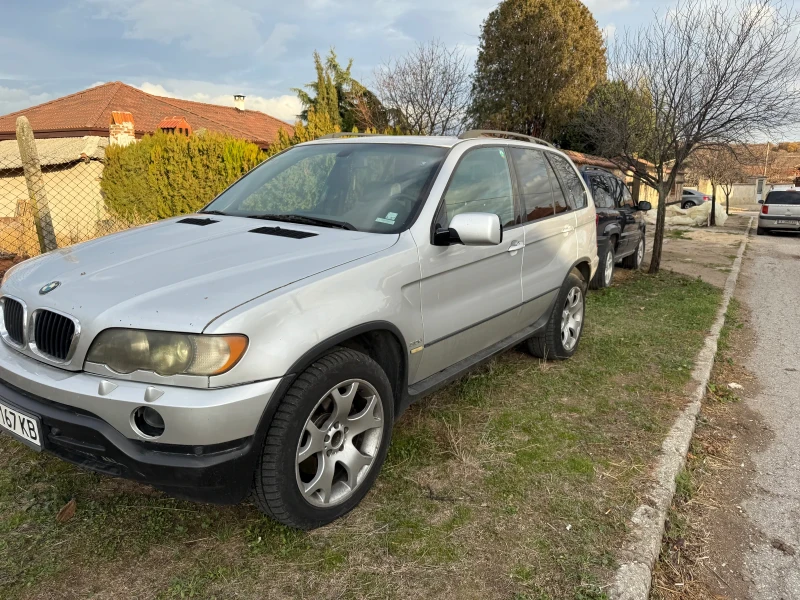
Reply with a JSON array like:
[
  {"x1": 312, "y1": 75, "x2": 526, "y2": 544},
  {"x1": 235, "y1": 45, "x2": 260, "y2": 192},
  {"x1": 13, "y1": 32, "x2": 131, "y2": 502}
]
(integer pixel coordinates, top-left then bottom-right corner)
[
  {"x1": 0, "y1": 86, "x2": 51, "y2": 116},
  {"x1": 585, "y1": 0, "x2": 634, "y2": 13},
  {"x1": 137, "y1": 80, "x2": 302, "y2": 122},
  {"x1": 602, "y1": 24, "x2": 617, "y2": 41},
  {"x1": 86, "y1": 0, "x2": 265, "y2": 57}
]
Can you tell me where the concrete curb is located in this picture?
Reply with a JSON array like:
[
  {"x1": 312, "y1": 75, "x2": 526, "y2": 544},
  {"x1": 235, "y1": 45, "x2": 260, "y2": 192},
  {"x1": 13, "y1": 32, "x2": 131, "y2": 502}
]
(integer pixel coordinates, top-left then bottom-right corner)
[{"x1": 608, "y1": 217, "x2": 754, "y2": 599}]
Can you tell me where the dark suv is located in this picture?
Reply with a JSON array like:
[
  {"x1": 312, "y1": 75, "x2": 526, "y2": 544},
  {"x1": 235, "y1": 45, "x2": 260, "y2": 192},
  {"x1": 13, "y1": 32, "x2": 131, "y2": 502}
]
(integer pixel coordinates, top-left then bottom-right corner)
[{"x1": 580, "y1": 166, "x2": 651, "y2": 288}]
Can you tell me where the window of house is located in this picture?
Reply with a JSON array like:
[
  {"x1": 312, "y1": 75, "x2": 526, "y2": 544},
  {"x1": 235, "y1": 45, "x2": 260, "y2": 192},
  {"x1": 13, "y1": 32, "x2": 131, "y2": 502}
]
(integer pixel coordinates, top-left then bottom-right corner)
[
  {"x1": 443, "y1": 147, "x2": 517, "y2": 228},
  {"x1": 509, "y1": 148, "x2": 555, "y2": 222}
]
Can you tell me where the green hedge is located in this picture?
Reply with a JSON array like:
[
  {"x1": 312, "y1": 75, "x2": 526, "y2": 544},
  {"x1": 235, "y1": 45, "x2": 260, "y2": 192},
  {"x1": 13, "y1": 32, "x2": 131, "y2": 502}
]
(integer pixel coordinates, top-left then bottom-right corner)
[{"x1": 101, "y1": 131, "x2": 266, "y2": 221}]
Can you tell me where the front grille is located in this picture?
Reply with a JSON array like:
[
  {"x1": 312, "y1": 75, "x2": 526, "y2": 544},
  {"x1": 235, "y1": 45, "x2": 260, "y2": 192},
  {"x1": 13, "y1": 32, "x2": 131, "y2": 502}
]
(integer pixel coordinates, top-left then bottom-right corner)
[
  {"x1": 3, "y1": 298, "x2": 24, "y2": 345},
  {"x1": 33, "y1": 310, "x2": 76, "y2": 361}
]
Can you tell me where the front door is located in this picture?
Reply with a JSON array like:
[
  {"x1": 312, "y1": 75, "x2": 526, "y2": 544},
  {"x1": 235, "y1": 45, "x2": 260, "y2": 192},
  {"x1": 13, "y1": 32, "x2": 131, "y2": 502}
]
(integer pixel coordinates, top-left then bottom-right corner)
[{"x1": 415, "y1": 146, "x2": 524, "y2": 382}]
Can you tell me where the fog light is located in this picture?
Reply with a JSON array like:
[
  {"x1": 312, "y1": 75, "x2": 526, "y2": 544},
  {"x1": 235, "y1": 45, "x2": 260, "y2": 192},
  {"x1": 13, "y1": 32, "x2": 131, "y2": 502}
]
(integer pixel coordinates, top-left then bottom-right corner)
[{"x1": 132, "y1": 406, "x2": 165, "y2": 438}]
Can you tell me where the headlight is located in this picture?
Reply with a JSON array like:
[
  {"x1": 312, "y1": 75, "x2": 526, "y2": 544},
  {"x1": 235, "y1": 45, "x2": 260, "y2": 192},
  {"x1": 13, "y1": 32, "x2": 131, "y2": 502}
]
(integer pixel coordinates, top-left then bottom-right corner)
[{"x1": 86, "y1": 329, "x2": 248, "y2": 377}]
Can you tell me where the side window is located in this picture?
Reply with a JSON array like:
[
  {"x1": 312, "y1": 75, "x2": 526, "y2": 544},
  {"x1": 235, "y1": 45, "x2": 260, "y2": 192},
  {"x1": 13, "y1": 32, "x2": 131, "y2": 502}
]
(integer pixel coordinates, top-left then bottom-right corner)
[
  {"x1": 547, "y1": 153, "x2": 588, "y2": 210},
  {"x1": 509, "y1": 148, "x2": 554, "y2": 222},
  {"x1": 621, "y1": 183, "x2": 635, "y2": 208},
  {"x1": 547, "y1": 159, "x2": 570, "y2": 214},
  {"x1": 443, "y1": 147, "x2": 516, "y2": 228},
  {"x1": 590, "y1": 175, "x2": 614, "y2": 209},
  {"x1": 606, "y1": 175, "x2": 624, "y2": 208}
]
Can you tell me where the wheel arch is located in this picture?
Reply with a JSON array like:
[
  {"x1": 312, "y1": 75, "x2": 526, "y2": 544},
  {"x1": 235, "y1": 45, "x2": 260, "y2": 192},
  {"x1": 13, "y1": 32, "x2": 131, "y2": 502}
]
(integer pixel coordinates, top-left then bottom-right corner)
[{"x1": 571, "y1": 258, "x2": 592, "y2": 285}]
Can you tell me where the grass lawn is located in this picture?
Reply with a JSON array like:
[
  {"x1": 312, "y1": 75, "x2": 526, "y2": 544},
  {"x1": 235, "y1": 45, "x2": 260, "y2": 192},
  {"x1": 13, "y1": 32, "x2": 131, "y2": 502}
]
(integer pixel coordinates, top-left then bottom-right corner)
[{"x1": 0, "y1": 271, "x2": 721, "y2": 600}]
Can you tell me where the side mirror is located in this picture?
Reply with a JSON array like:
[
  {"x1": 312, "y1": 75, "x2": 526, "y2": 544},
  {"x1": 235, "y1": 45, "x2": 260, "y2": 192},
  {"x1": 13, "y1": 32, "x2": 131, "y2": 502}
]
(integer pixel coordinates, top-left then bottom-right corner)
[
  {"x1": 637, "y1": 201, "x2": 652, "y2": 212},
  {"x1": 758, "y1": 200, "x2": 764, "y2": 204},
  {"x1": 434, "y1": 213, "x2": 503, "y2": 246}
]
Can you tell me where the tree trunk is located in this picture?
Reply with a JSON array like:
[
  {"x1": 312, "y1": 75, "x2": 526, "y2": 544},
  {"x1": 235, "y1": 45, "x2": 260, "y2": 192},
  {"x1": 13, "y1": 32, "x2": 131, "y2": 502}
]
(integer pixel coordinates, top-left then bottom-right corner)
[
  {"x1": 16, "y1": 116, "x2": 57, "y2": 254},
  {"x1": 648, "y1": 185, "x2": 669, "y2": 274},
  {"x1": 725, "y1": 192, "x2": 730, "y2": 215},
  {"x1": 710, "y1": 184, "x2": 717, "y2": 226}
]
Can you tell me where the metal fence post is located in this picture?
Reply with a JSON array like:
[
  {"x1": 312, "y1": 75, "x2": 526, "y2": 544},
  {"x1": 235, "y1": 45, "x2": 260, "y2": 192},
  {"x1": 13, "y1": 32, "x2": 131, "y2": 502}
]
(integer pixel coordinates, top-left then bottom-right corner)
[{"x1": 15, "y1": 116, "x2": 57, "y2": 253}]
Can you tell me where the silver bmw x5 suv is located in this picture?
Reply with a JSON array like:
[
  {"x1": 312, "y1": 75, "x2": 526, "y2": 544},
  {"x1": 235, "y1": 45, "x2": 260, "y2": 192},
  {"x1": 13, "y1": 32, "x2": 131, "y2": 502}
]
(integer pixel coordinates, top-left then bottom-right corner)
[{"x1": 0, "y1": 131, "x2": 598, "y2": 528}]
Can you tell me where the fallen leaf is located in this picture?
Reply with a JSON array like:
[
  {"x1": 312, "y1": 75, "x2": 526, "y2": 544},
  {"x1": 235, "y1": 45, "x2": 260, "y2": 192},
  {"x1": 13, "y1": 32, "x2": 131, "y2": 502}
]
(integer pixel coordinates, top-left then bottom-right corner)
[{"x1": 56, "y1": 498, "x2": 76, "y2": 524}]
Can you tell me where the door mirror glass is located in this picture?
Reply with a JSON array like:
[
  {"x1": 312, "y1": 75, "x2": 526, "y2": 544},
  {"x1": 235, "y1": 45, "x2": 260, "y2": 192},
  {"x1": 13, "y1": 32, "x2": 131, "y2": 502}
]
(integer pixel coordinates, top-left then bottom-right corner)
[
  {"x1": 444, "y1": 213, "x2": 502, "y2": 246},
  {"x1": 637, "y1": 201, "x2": 652, "y2": 211},
  {"x1": 758, "y1": 199, "x2": 764, "y2": 204}
]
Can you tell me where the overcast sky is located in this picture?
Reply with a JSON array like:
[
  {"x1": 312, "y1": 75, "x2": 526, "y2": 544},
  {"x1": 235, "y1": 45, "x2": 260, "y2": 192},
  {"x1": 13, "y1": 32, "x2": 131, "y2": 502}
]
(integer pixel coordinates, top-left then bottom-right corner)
[{"x1": 0, "y1": 0, "x2": 736, "y2": 126}]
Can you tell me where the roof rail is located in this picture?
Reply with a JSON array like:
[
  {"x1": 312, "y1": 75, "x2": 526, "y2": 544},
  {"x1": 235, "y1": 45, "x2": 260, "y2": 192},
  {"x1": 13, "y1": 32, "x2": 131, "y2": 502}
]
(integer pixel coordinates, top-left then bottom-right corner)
[
  {"x1": 318, "y1": 132, "x2": 384, "y2": 139},
  {"x1": 459, "y1": 130, "x2": 554, "y2": 148}
]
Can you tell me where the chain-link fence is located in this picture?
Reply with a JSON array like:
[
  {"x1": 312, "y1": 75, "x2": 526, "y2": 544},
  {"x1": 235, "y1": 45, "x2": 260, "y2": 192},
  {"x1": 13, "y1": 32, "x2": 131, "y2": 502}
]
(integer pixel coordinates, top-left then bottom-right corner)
[{"x1": 0, "y1": 141, "x2": 141, "y2": 260}]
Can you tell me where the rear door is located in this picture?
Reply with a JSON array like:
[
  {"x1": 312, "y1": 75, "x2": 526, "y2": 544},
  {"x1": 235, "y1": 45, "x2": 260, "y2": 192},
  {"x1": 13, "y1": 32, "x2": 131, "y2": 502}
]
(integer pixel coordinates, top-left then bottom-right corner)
[
  {"x1": 615, "y1": 179, "x2": 641, "y2": 255},
  {"x1": 509, "y1": 146, "x2": 568, "y2": 325},
  {"x1": 589, "y1": 173, "x2": 621, "y2": 249}
]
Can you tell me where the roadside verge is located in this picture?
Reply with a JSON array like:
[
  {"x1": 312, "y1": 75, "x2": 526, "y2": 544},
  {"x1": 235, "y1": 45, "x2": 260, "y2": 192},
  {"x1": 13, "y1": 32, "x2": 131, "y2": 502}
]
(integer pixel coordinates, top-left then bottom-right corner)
[{"x1": 609, "y1": 217, "x2": 754, "y2": 599}]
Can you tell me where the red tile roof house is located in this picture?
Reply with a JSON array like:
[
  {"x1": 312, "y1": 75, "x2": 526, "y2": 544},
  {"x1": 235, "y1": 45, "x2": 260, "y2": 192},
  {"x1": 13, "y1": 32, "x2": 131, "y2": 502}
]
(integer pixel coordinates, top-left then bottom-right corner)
[
  {"x1": 0, "y1": 82, "x2": 294, "y2": 256},
  {"x1": 0, "y1": 81, "x2": 293, "y2": 148}
]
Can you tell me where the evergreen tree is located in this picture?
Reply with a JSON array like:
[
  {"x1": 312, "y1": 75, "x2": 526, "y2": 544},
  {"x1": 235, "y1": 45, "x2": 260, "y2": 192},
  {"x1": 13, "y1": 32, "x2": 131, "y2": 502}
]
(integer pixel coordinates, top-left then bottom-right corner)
[{"x1": 469, "y1": 0, "x2": 607, "y2": 140}]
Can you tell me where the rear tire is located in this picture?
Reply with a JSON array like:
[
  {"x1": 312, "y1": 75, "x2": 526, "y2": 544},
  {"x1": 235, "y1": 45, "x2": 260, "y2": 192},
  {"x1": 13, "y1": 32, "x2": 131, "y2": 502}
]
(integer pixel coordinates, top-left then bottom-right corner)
[
  {"x1": 681, "y1": 202, "x2": 693, "y2": 210},
  {"x1": 621, "y1": 236, "x2": 645, "y2": 270},
  {"x1": 756, "y1": 226, "x2": 767, "y2": 236},
  {"x1": 252, "y1": 348, "x2": 394, "y2": 529},
  {"x1": 525, "y1": 269, "x2": 587, "y2": 361},
  {"x1": 590, "y1": 242, "x2": 615, "y2": 290}
]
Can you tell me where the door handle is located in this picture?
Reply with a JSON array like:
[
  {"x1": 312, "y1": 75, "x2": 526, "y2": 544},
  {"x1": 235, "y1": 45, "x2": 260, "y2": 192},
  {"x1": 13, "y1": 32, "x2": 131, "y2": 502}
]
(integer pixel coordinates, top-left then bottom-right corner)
[
  {"x1": 561, "y1": 225, "x2": 574, "y2": 234},
  {"x1": 507, "y1": 241, "x2": 524, "y2": 253}
]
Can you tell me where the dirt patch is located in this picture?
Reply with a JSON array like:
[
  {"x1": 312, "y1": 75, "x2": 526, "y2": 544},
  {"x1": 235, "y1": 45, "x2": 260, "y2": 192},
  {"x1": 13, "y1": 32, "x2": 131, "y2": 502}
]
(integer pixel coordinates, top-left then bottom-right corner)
[
  {"x1": 652, "y1": 301, "x2": 772, "y2": 599},
  {"x1": 645, "y1": 214, "x2": 753, "y2": 288}
]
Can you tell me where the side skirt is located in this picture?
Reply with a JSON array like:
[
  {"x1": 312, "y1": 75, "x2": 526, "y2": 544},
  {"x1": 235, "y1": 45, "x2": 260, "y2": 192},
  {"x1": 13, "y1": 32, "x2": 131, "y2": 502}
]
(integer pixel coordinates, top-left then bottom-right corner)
[{"x1": 400, "y1": 306, "x2": 554, "y2": 415}]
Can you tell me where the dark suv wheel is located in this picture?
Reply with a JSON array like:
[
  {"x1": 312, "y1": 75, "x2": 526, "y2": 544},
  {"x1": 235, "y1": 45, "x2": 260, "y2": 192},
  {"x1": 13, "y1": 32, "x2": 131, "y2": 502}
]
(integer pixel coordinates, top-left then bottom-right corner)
[
  {"x1": 252, "y1": 348, "x2": 393, "y2": 529},
  {"x1": 525, "y1": 268, "x2": 587, "y2": 360},
  {"x1": 621, "y1": 236, "x2": 645, "y2": 270},
  {"x1": 590, "y1": 241, "x2": 615, "y2": 289}
]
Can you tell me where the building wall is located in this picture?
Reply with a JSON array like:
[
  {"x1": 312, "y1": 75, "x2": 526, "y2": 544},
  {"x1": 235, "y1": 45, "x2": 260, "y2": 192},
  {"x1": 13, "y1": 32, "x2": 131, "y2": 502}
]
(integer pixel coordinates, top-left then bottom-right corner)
[{"x1": 0, "y1": 160, "x2": 107, "y2": 255}]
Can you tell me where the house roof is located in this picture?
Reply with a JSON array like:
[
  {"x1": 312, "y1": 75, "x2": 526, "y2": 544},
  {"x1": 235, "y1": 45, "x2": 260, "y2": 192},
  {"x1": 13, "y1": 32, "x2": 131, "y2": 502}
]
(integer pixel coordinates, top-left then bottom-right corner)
[
  {"x1": 563, "y1": 150, "x2": 621, "y2": 171},
  {"x1": 0, "y1": 82, "x2": 293, "y2": 148},
  {"x1": 0, "y1": 136, "x2": 107, "y2": 170}
]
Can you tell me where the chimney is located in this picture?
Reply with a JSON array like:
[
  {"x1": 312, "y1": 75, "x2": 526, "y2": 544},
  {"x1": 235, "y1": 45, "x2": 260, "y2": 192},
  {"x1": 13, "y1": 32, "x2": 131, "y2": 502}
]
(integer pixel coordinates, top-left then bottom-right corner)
[
  {"x1": 109, "y1": 111, "x2": 135, "y2": 146},
  {"x1": 233, "y1": 94, "x2": 245, "y2": 111}
]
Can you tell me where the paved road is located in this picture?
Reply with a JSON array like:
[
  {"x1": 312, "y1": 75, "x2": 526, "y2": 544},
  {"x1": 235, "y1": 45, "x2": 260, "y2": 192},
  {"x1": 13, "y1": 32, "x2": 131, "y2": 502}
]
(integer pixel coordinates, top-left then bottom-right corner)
[{"x1": 740, "y1": 227, "x2": 800, "y2": 598}]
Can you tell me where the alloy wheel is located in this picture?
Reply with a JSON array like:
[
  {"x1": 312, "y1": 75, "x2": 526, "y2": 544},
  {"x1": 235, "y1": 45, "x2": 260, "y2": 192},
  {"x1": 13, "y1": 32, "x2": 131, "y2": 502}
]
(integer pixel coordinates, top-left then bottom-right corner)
[
  {"x1": 604, "y1": 251, "x2": 614, "y2": 286},
  {"x1": 636, "y1": 239, "x2": 644, "y2": 266},
  {"x1": 560, "y1": 287, "x2": 584, "y2": 351},
  {"x1": 295, "y1": 379, "x2": 384, "y2": 507}
]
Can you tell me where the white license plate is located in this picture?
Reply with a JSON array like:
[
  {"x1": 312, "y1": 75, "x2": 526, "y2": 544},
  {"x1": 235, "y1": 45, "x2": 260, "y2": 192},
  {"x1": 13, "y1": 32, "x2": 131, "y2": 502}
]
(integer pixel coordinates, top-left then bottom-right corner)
[
  {"x1": 0, "y1": 400, "x2": 41, "y2": 449},
  {"x1": 777, "y1": 220, "x2": 796, "y2": 225}
]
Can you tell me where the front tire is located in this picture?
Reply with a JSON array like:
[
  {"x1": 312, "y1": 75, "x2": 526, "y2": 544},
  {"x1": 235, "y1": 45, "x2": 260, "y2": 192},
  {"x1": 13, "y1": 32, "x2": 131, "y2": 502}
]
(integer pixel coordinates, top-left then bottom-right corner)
[
  {"x1": 525, "y1": 269, "x2": 587, "y2": 360},
  {"x1": 252, "y1": 348, "x2": 393, "y2": 529},
  {"x1": 590, "y1": 243, "x2": 615, "y2": 290}
]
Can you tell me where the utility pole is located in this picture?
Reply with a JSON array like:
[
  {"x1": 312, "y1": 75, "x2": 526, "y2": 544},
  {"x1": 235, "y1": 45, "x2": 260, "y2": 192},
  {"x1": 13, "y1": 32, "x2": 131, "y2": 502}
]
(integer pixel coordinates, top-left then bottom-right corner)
[{"x1": 16, "y1": 116, "x2": 57, "y2": 254}]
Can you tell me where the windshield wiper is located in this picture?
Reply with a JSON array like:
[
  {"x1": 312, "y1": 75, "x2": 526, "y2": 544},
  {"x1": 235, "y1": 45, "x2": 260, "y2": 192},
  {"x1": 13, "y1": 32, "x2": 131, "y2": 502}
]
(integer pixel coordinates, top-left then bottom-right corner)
[
  {"x1": 198, "y1": 210, "x2": 228, "y2": 216},
  {"x1": 244, "y1": 214, "x2": 356, "y2": 231}
]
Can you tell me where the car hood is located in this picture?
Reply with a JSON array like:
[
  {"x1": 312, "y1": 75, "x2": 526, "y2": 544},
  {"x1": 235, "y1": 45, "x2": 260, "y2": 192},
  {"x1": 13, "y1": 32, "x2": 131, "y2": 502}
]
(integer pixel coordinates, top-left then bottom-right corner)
[{"x1": 2, "y1": 215, "x2": 399, "y2": 332}]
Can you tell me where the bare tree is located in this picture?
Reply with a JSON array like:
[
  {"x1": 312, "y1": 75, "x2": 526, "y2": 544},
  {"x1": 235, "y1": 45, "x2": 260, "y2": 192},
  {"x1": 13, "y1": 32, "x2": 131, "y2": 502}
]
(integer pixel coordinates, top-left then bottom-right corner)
[
  {"x1": 691, "y1": 147, "x2": 746, "y2": 219},
  {"x1": 581, "y1": 0, "x2": 800, "y2": 273},
  {"x1": 374, "y1": 40, "x2": 471, "y2": 136}
]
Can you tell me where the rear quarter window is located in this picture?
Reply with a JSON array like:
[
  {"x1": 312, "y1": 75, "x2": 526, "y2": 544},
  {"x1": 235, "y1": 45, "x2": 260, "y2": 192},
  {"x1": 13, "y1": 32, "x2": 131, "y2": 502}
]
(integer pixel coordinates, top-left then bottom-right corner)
[{"x1": 547, "y1": 153, "x2": 587, "y2": 210}]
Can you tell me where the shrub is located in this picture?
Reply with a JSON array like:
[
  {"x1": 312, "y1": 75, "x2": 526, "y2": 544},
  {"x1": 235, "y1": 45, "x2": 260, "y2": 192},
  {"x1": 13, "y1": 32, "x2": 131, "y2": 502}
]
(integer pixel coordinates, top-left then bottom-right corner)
[{"x1": 101, "y1": 130, "x2": 267, "y2": 221}]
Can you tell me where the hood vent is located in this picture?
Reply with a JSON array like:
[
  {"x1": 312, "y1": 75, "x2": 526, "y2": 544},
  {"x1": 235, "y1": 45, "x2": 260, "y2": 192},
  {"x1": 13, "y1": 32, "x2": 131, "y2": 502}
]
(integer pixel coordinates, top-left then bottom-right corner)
[
  {"x1": 178, "y1": 217, "x2": 219, "y2": 226},
  {"x1": 250, "y1": 226, "x2": 318, "y2": 239}
]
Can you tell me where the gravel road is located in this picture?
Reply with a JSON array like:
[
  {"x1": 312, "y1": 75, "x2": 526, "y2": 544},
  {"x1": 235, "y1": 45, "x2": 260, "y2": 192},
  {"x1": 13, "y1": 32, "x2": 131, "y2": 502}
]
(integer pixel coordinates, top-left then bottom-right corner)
[{"x1": 740, "y1": 228, "x2": 800, "y2": 598}]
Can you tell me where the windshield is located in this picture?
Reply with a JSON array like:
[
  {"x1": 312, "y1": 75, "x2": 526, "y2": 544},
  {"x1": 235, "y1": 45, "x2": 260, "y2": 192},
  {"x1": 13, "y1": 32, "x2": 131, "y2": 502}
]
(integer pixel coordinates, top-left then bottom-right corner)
[
  {"x1": 203, "y1": 143, "x2": 448, "y2": 233},
  {"x1": 765, "y1": 191, "x2": 800, "y2": 205}
]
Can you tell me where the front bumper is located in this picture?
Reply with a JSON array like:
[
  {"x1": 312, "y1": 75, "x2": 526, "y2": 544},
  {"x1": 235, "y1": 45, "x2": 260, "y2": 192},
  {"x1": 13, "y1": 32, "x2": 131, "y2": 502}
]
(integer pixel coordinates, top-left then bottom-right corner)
[
  {"x1": 759, "y1": 215, "x2": 800, "y2": 230},
  {"x1": 0, "y1": 377, "x2": 258, "y2": 503},
  {"x1": 0, "y1": 339, "x2": 281, "y2": 446}
]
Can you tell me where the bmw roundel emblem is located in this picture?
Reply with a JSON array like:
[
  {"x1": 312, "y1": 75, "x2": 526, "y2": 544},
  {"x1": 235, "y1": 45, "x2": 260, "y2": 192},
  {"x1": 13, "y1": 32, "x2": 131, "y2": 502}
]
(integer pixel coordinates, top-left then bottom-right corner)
[{"x1": 39, "y1": 281, "x2": 61, "y2": 295}]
